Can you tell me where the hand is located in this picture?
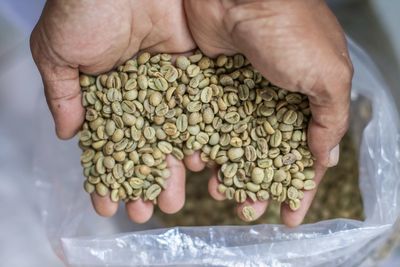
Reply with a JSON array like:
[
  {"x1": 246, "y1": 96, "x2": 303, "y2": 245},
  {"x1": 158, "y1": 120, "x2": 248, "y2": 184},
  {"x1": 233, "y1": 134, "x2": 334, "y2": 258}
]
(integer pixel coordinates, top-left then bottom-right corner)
[
  {"x1": 30, "y1": 0, "x2": 201, "y2": 223},
  {"x1": 185, "y1": 0, "x2": 353, "y2": 226}
]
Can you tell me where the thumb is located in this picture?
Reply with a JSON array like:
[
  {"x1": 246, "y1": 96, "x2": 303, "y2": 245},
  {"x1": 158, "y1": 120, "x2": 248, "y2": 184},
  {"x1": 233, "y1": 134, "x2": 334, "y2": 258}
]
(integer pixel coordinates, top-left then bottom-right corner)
[
  {"x1": 307, "y1": 76, "x2": 351, "y2": 167},
  {"x1": 31, "y1": 43, "x2": 84, "y2": 139}
]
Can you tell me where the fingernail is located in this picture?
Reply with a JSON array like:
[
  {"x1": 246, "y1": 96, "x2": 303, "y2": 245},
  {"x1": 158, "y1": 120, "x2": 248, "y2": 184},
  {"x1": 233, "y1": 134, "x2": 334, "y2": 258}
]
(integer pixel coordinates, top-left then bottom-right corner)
[{"x1": 327, "y1": 144, "x2": 340, "y2": 167}]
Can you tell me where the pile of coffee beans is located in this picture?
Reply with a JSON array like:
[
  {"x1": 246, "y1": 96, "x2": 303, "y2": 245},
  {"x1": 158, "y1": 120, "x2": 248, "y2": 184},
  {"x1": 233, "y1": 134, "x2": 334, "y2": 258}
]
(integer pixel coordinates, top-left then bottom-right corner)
[{"x1": 79, "y1": 52, "x2": 315, "y2": 212}]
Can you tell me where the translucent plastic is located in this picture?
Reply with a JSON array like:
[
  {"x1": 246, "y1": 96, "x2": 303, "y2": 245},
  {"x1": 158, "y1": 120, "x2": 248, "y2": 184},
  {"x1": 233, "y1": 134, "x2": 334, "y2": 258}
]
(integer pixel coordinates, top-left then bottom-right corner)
[{"x1": 33, "y1": 39, "x2": 400, "y2": 267}]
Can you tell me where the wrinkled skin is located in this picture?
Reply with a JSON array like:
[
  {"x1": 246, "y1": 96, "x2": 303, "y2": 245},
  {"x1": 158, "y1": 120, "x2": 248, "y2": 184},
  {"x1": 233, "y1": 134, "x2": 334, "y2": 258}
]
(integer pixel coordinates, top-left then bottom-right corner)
[{"x1": 31, "y1": 0, "x2": 352, "y2": 226}]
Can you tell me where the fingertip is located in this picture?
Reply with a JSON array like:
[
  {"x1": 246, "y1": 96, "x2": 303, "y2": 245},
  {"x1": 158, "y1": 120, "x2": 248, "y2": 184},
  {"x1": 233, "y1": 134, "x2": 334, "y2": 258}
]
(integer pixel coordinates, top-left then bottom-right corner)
[
  {"x1": 126, "y1": 199, "x2": 154, "y2": 224},
  {"x1": 55, "y1": 129, "x2": 69, "y2": 140},
  {"x1": 55, "y1": 125, "x2": 80, "y2": 140},
  {"x1": 308, "y1": 120, "x2": 330, "y2": 167},
  {"x1": 159, "y1": 198, "x2": 185, "y2": 215},
  {"x1": 91, "y1": 193, "x2": 118, "y2": 217},
  {"x1": 39, "y1": 63, "x2": 84, "y2": 140},
  {"x1": 280, "y1": 203, "x2": 303, "y2": 228},
  {"x1": 307, "y1": 109, "x2": 346, "y2": 168},
  {"x1": 52, "y1": 95, "x2": 85, "y2": 140},
  {"x1": 184, "y1": 151, "x2": 206, "y2": 172},
  {"x1": 158, "y1": 155, "x2": 186, "y2": 214}
]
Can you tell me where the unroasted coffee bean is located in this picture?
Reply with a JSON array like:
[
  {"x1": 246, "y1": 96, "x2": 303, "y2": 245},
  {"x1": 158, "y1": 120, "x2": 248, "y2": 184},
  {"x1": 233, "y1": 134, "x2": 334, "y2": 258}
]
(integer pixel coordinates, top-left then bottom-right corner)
[
  {"x1": 303, "y1": 168, "x2": 315, "y2": 180},
  {"x1": 289, "y1": 199, "x2": 301, "y2": 211},
  {"x1": 273, "y1": 169, "x2": 286, "y2": 182},
  {"x1": 241, "y1": 206, "x2": 256, "y2": 222},
  {"x1": 222, "y1": 163, "x2": 238, "y2": 178},
  {"x1": 176, "y1": 56, "x2": 191, "y2": 70},
  {"x1": 84, "y1": 180, "x2": 95, "y2": 194},
  {"x1": 304, "y1": 180, "x2": 316, "y2": 190},
  {"x1": 227, "y1": 148, "x2": 244, "y2": 161},
  {"x1": 158, "y1": 141, "x2": 173, "y2": 154},
  {"x1": 234, "y1": 189, "x2": 247, "y2": 203},
  {"x1": 246, "y1": 182, "x2": 261, "y2": 193},
  {"x1": 251, "y1": 167, "x2": 264, "y2": 184},
  {"x1": 95, "y1": 182, "x2": 109, "y2": 197},
  {"x1": 256, "y1": 190, "x2": 269, "y2": 201},
  {"x1": 111, "y1": 189, "x2": 119, "y2": 202},
  {"x1": 103, "y1": 156, "x2": 115, "y2": 169},
  {"x1": 225, "y1": 187, "x2": 235, "y2": 200},
  {"x1": 129, "y1": 178, "x2": 144, "y2": 189},
  {"x1": 145, "y1": 184, "x2": 162, "y2": 201}
]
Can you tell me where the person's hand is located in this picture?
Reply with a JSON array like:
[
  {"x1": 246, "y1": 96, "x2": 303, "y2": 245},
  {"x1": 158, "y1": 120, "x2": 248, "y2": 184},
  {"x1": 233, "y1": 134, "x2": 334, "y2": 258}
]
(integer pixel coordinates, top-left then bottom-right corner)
[
  {"x1": 30, "y1": 0, "x2": 201, "y2": 223},
  {"x1": 184, "y1": 0, "x2": 353, "y2": 226},
  {"x1": 32, "y1": 0, "x2": 352, "y2": 226}
]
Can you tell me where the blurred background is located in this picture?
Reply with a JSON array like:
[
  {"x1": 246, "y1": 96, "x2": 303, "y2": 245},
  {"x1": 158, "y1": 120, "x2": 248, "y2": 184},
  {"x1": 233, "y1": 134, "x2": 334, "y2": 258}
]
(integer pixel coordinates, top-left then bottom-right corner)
[{"x1": 0, "y1": 0, "x2": 399, "y2": 266}]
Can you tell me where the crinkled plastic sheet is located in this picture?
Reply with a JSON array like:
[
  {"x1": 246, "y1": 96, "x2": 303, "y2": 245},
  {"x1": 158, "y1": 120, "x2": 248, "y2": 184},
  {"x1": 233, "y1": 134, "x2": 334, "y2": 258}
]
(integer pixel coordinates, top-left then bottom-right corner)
[{"x1": 33, "y1": 39, "x2": 400, "y2": 267}]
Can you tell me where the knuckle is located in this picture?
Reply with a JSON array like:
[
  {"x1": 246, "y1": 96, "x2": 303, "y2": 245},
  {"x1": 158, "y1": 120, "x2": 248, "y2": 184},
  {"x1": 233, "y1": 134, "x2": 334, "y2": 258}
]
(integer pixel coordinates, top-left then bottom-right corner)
[
  {"x1": 223, "y1": 5, "x2": 243, "y2": 35},
  {"x1": 334, "y1": 110, "x2": 350, "y2": 140},
  {"x1": 333, "y1": 58, "x2": 354, "y2": 93},
  {"x1": 337, "y1": 118, "x2": 349, "y2": 138},
  {"x1": 312, "y1": 58, "x2": 353, "y2": 106}
]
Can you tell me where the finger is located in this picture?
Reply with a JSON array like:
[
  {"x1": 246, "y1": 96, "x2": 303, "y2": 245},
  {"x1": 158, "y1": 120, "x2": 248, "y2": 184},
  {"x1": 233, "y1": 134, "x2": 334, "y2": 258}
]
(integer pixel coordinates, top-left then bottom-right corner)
[
  {"x1": 42, "y1": 63, "x2": 84, "y2": 139},
  {"x1": 139, "y1": 0, "x2": 196, "y2": 54},
  {"x1": 184, "y1": 0, "x2": 237, "y2": 57},
  {"x1": 236, "y1": 200, "x2": 268, "y2": 222},
  {"x1": 157, "y1": 155, "x2": 186, "y2": 214},
  {"x1": 307, "y1": 63, "x2": 352, "y2": 167},
  {"x1": 308, "y1": 97, "x2": 348, "y2": 168},
  {"x1": 30, "y1": 40, "x2": 84, "y2": 139},
  {"x1": 184, "y1": 151, "x2": 206, "y2": 172},
  {"x1": 280, "y1": 164, "x2": 326, "y2": 227},
  {"x1": 90, "y1": 192, "x2": 118, "y2": 217},
  {"x1": 126, "y1": 199, "x2": 154, "y2": 224},
  {"x1": 208, "y1": 166, "x2": 226, "y2": 201}
]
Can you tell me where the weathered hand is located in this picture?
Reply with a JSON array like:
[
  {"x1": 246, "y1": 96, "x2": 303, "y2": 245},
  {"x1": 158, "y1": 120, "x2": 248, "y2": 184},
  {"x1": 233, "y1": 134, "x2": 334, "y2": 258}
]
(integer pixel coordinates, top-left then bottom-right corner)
[
  {"x1": 30, "y1": 0, "x2": 197, "y2": 223},
  {"x1": 185, "y1": 0, "x2": 353, "y2": 226}
]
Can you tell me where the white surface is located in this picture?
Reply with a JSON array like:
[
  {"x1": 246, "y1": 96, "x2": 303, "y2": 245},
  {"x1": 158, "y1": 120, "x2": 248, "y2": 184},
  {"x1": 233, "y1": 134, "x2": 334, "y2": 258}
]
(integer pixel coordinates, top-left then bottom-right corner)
[
  {"x1": 0, "y1": 1, "x2": 399, "y2": 266},
  {"x1": 0, "y1": 3, "x2": 63, "y2": 265},
  {"x1": 0, "y1": 57, "x2": 64, "y2": 266}
]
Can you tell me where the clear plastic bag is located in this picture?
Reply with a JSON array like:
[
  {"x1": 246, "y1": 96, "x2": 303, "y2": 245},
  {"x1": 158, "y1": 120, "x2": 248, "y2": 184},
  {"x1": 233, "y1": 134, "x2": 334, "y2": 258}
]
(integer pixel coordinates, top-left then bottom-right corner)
[{"x1": 33, "y1": 39, "x2": 400, "y2": 267}]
